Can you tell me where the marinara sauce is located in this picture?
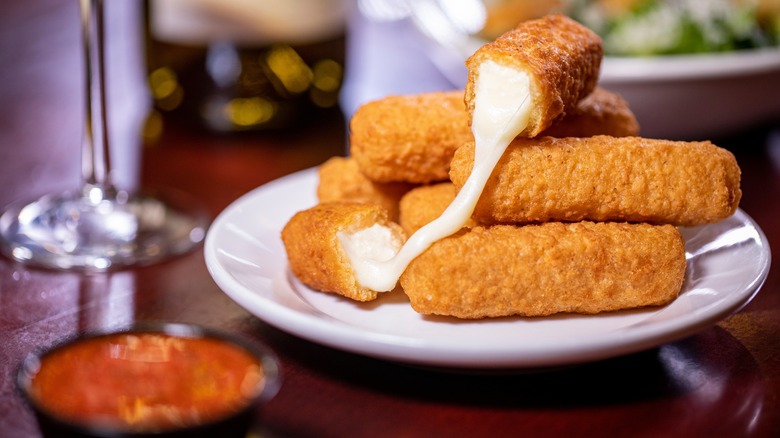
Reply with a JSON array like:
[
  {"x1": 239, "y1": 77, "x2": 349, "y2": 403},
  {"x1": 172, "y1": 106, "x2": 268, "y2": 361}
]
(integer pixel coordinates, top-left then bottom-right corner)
[{"x1": 25, "y1": 332, "x2": 267, "y2": 432}]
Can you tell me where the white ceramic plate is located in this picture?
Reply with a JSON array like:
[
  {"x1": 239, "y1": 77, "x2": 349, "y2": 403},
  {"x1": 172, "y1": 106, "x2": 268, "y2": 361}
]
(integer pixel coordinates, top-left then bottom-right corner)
[{"x1": 205, "y1": 168, "x2": 771, "y2": 370}]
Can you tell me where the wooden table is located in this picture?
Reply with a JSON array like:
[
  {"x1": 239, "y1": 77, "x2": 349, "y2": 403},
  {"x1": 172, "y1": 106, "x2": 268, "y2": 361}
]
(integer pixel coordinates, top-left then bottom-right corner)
[{"x1": 2, "y1": 2, "x2": 779, "y2": 437}]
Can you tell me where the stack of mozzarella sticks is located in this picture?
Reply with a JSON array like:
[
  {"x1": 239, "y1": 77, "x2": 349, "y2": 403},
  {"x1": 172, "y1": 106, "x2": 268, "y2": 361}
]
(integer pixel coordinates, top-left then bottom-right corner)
[{"x1": 282, "y1": 15, "x2": 741, "y2": 319}]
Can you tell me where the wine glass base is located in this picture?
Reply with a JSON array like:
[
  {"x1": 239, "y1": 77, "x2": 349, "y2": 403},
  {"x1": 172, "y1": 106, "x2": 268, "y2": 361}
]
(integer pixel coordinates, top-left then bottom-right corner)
[{"x1": 0, "y1": 187, "x2": 209, "y2": 270}]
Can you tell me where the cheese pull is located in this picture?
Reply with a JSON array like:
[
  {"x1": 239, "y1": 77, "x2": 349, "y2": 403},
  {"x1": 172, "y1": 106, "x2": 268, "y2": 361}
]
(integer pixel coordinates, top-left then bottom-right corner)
[
  {"x1": 464, "y1": 14, "x2": 603, "y2": 139},
  {"x1": 349, "y1": 86, "x2": 635, "y2": 185},
  {"x1": 342, "y1": 14, "x2": 604, "y2": 293},
  {"x1": 281, "y1": 202, "x2": 406, "y2": 302}
]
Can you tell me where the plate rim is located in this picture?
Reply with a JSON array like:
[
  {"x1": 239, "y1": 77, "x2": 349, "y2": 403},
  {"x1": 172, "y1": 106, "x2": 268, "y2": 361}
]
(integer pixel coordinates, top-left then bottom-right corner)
[{"x1": 205, "y1": 167, "x2": 772, "y2": 369}]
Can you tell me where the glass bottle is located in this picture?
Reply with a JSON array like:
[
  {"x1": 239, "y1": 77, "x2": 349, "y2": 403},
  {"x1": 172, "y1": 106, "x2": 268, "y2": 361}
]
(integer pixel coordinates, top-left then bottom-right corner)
[{"x1": 144, "y1": 0, "x2": 348, "y2": 133}]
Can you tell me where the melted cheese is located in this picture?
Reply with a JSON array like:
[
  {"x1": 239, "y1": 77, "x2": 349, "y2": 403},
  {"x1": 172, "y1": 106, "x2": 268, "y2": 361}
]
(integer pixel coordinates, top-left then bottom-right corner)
[
  {"x1": 343, "y1": 61, "x2": 532, "y2": 292},
  {"x1": 338, "y1": 224, "x2": 402, "y2": 266}
]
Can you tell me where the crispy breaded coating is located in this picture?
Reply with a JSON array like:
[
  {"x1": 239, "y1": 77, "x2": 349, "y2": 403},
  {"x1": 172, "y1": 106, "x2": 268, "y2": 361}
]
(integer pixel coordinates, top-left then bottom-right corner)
[
  {"x1": 281, "y1": 202, "x2": 405, "y2": 302},
  {"x1": 542, "y1": 87, "x2": 640, "y2": 138},
  {"x1": 398, "y1": 183, "x2": 477, "y2": 236},
  {"x1": 349, "y1": 91, "x2": 469, "y2": 184},
  {"x1": 400, "y1": 222, "x2": 686, "y2": 319},
  {"x1": 350, "y1": 87, "x2": 636, "y2": 184},
  {"x1": 449, "y1": 136, "x2": 741, "y2": 226},
  {"x1": 464, "y1": 14, "x2": 603, "y2": 137},
  {"x1": 317, "y1": 156, "x2": 415, "y2": 221}
]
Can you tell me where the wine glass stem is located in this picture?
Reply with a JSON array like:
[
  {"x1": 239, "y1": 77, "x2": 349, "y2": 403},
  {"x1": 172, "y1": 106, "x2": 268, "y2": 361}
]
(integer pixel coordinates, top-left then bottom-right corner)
[{"x1": 80, "y1": 0, "x2": 112, "y2": 192}]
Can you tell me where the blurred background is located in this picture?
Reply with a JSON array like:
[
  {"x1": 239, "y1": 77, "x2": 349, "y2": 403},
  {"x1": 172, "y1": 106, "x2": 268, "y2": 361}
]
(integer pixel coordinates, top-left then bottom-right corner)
[{"x1": 140, "y1": 0, "x2": 780, "y2": 142}]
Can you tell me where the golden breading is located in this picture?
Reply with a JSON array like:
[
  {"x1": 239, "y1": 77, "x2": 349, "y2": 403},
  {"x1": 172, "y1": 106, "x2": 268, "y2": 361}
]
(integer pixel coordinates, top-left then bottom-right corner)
[
  {"x1": 281, "y1": 202, "x2": 406, "y2": 302},
  {"x1": 317, "y1": 156, "x2": 415, "y2": 221},
  {"x1": 400, "y1": 222, "x2": 686, "y2": 319},
  {"x1": 398, "y1": 183, "x2": 477, "y2": 236},
  {"x1": 349, "y1": 90, "x2": 469, "y2": 184},
  {"x1": 350, "y1": 87, "x2": 636, "y2": 184},
  {"x1": 449, "y1": 136, "x2": 741, "y2": 226},
  {"x1": 464, "y1": 14, "x2": 603, "y2": 137},
  {"x1": 542, "y1": 87, "x2": 640, "y2": 138}
]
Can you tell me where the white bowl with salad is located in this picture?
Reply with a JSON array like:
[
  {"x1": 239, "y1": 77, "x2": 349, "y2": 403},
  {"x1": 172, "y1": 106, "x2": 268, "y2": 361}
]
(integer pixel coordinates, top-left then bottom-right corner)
[
  {"x1": 562, "y1": 0, "x2": 780, "y2": 139},
  {"x1": 388, "y1": 0, "x2": 780, "y2": 140}
]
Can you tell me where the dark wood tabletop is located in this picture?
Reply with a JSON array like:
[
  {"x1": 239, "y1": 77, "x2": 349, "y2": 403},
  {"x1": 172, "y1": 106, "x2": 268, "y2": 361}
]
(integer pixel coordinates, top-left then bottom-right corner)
[{"x1": 2, "y1": 2, "x2": 779, "y2": 437}]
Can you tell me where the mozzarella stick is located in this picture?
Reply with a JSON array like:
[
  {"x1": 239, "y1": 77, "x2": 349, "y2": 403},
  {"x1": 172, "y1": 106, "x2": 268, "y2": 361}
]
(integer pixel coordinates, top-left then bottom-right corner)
[
  {"x1": 317, "y1": 156, "x2": 415, "y2": 221},
  {"x1": 341, "y1": 16, "x2": 605, "y2": 294},
  {"x1": 350, "y1": 90, "x2": 469, "y2": 184},
  {"x1": 400, "y1": 222, "x2": 686, "y2": 319},
  {"x1": 542, "y1": 87, "x2": 640, "y2": 138},
  {"x1": 281, "y1": 202, "x2": 406, "y2": 302},
  {"x1": 350, "y1": 87, "x2": 636, "y2": 184},
  {"x1": 449, "y1": 135, "x2": 741, "y2": 226},
  {"x1": 398, "y1": 183, "x2": 477, "y2": 236},
  {"x1": 464, "y1": 14, "x2": 603, "y2": 137}
]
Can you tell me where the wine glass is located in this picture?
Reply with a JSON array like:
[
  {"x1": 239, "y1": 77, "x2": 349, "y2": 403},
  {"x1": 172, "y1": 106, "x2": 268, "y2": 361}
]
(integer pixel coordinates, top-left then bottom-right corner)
[{"x1": 0, "y1": 0, "x2": 209, "y2": 271}]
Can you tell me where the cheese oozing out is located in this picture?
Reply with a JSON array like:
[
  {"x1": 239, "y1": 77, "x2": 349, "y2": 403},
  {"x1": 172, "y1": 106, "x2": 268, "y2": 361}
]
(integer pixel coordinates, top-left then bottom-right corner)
[
  {"x1": 338, "y1": 224, "x2": 403, "y2": 266},
  {"x1": 342, "y1": 61, "x2": 532, "y2": 292}
]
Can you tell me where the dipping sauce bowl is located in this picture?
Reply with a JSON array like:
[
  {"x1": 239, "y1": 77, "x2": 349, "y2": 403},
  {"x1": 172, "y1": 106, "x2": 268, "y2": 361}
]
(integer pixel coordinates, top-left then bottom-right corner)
[{"x1": 16, "y1": 323, "x2": 280, "y2": 438}]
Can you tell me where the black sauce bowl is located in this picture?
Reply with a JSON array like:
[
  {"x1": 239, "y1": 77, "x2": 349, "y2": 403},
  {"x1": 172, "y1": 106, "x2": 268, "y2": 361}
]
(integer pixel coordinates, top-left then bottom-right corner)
[{"x1": 17, "y1": 323, "x2": 281, "y2": 438}]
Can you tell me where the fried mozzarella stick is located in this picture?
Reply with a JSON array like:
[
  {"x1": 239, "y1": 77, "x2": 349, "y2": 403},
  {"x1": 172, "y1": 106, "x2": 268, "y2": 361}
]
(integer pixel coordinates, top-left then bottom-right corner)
[
  {"x1": 400, "y1": 222, "x2": 686, "y2": 319},
  {"x1": 464, "y1": 14, "x2": 603, "y2": 138},
  {"x1": 350, "y1": 90, "x2": 470, "y2": 184},
  {"x1": 449, "y1": 136, "x2": 741, "y2": 226},
  {"x1": 542, "y1": 87, "x2": 640, "y2": 138},
  {"x1": 281, "y1": 202, "x2": 406, "y2": 302},
  {"x1": 348, "y1": 86, "x2": 633, "y2": 184},
  {"x1": 317, "y1": 156, "x2": 415, "y2": 221},
  {"x1": 398, "y1": 183, "x2": 477, "y2": 236},
  {"x1": 342, "y1": 15, "x2": 604, "y2": 293}
]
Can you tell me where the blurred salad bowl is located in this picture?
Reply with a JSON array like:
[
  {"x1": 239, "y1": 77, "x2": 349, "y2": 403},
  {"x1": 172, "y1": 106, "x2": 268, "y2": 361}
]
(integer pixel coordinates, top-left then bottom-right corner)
[
  {"x1": 598, "y1": 47, "x2": 780, "y2": 140},
  {"x1": 347, "y1": 0, "x2": 780, "y2": 139},
  {"x1": 568, "y1": 0, "x2": 780, "y2": 139}
]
